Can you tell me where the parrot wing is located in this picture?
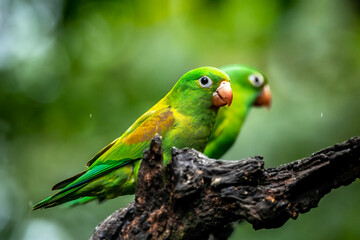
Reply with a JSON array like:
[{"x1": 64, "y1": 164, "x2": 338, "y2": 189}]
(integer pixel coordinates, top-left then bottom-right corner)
[
  {"x1": 58, "y1": 104, "x2": 175, "y2": 188},
  {"x1": 32, "y1": 105, "x2": 175, "y2": 209}
]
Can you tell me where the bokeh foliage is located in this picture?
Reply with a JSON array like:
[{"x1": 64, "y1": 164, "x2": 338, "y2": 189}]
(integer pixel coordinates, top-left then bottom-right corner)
[{"x1": 0, "y1": 0, "x2": 360, "y2": 239}]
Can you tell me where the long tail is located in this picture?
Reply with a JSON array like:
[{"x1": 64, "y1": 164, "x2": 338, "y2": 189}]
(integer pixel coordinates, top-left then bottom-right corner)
[
  {"x1": 31, "y1": 185, "x2": 84, "y2": 210},
  {"x1": 31, "y1": 158, "x2": 138, "y2": 210}
]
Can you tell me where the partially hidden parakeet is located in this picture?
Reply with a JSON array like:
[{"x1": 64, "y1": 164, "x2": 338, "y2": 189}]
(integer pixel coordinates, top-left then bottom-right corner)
[
  {"x1": 204, "y1": 65, "x2": 271, "y2": 159},
  {"x1": 32, "y1": 66, "x2": 233, "y2": 210}
]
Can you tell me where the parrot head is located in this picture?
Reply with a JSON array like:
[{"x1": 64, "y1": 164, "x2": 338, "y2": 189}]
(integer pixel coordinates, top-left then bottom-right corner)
[
  {"x1": 221, "y1": 65, "x2": 271, "y2": 109},
  {"x1": 167, "y1": 67, "x2": 233, "y2": 111}
]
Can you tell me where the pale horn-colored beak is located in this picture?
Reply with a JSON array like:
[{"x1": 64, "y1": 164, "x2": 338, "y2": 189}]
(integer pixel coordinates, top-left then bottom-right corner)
[
  {"x1": 254, "y1": 84, "x2": 271, "y2": 108},
  {"x1": 212, "y1": 81, "x2": 233, "y2": 107}
]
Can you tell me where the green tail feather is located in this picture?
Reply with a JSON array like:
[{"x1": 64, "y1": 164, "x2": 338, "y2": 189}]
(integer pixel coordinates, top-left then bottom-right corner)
[
  {"x1": 63, "y1": 197, "x2": 97, "y2": 208},
  {"x1": 52, "y1": 170, "x2": 86, "y2": 190},
  {"x1": 31, "y1": 159, "x2": 138, "y2": 210},
  {"x1": 31, "y1": 185, "x2": 83, "y2": 210}
]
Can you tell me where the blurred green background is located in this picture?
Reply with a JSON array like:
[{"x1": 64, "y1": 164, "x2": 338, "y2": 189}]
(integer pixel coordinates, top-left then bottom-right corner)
[{"x1": 1, "y1": 0, "x2": 360, "y2": 239}]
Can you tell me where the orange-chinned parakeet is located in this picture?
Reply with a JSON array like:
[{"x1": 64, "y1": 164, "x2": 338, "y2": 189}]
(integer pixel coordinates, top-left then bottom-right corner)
[
  {"x1": 204, "y1": 65, "x2": 271, "y2": 159},
  {"x1": 32, "y1": 66, "x2": 233, "y2": 210}
]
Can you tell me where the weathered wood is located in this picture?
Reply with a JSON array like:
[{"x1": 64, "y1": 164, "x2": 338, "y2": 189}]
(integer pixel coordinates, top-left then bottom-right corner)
[{"x1": 91, "y1": 136, "x2": 360, "y2": 240}]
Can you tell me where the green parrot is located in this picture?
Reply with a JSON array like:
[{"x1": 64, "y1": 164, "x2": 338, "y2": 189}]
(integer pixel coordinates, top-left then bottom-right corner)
[
  {"x1": 32, "y1": 66, "x2": 233, "y2": 210},
  {"x1": 204, "y1": 64, "x2": 271, "y2": 159}
]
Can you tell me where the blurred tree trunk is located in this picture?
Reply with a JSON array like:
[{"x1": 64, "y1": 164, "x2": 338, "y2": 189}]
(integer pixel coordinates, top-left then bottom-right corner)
[{"x1": 91, "y1": 136, "x2": 360, "y2": 240}]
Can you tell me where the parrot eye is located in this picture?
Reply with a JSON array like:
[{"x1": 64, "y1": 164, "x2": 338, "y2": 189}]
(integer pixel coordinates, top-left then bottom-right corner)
[
  {"x1": 249, "y1": 74, "x2": 264, "y2": 87},
  {"x1": 199, "y1": 76, "x2": 212, "y2": 88}
]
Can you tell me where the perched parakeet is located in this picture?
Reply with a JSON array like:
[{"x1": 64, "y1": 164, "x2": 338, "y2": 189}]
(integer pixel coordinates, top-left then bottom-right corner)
[
  {"x1": 204, "y1": 65, "x2": 271, "y2": 159},
  {"x1": 32, "y1": 67, "x2": 233, "y2": 210}
]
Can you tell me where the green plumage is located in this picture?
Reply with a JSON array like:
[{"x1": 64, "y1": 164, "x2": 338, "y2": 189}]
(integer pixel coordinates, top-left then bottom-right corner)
[
  {"x1": 32, "y1": 67, "x2": 230, "y2": 210},
  {"x1": 204, "y1": 65, "x2": 269, "y2": 159}
]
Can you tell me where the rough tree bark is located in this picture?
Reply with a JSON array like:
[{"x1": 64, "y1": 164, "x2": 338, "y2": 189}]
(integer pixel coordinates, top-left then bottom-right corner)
[{"x1": 91, "y1": 136, "x2": 360, "y2": 240}]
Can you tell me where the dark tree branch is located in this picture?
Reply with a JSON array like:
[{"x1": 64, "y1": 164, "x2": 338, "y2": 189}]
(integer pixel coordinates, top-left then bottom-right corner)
[{"x1": 91, "y1": 136, "x2": 360, "y2": 240}]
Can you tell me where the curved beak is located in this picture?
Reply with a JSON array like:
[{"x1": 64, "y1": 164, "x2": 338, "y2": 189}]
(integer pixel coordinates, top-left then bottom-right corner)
[
  {"x1": 212, "y1": 81, "x2": 233, "y2": 108},
  {"x1": 254, "y1": 84, "x2": 272, "y2": 108}
]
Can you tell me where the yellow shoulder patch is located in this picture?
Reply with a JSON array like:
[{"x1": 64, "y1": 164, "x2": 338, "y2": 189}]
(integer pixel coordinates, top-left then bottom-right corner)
[{"x1": 123, "y1": 107, "x2": 175, "y2": 145}]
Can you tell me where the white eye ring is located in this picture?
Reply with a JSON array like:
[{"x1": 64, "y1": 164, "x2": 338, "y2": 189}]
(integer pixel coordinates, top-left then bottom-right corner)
[
  {"x1": 199, "y1": 76, "x2": 212, "y2": 88},
  {"x1": 249, "y1": 74, "x2": 264, "y2": 87}
]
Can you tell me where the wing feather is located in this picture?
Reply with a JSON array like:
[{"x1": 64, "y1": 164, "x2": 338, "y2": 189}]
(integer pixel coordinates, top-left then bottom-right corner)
[{"x1": 51, "y1": 104, "x2": 175, "y2": 194}]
